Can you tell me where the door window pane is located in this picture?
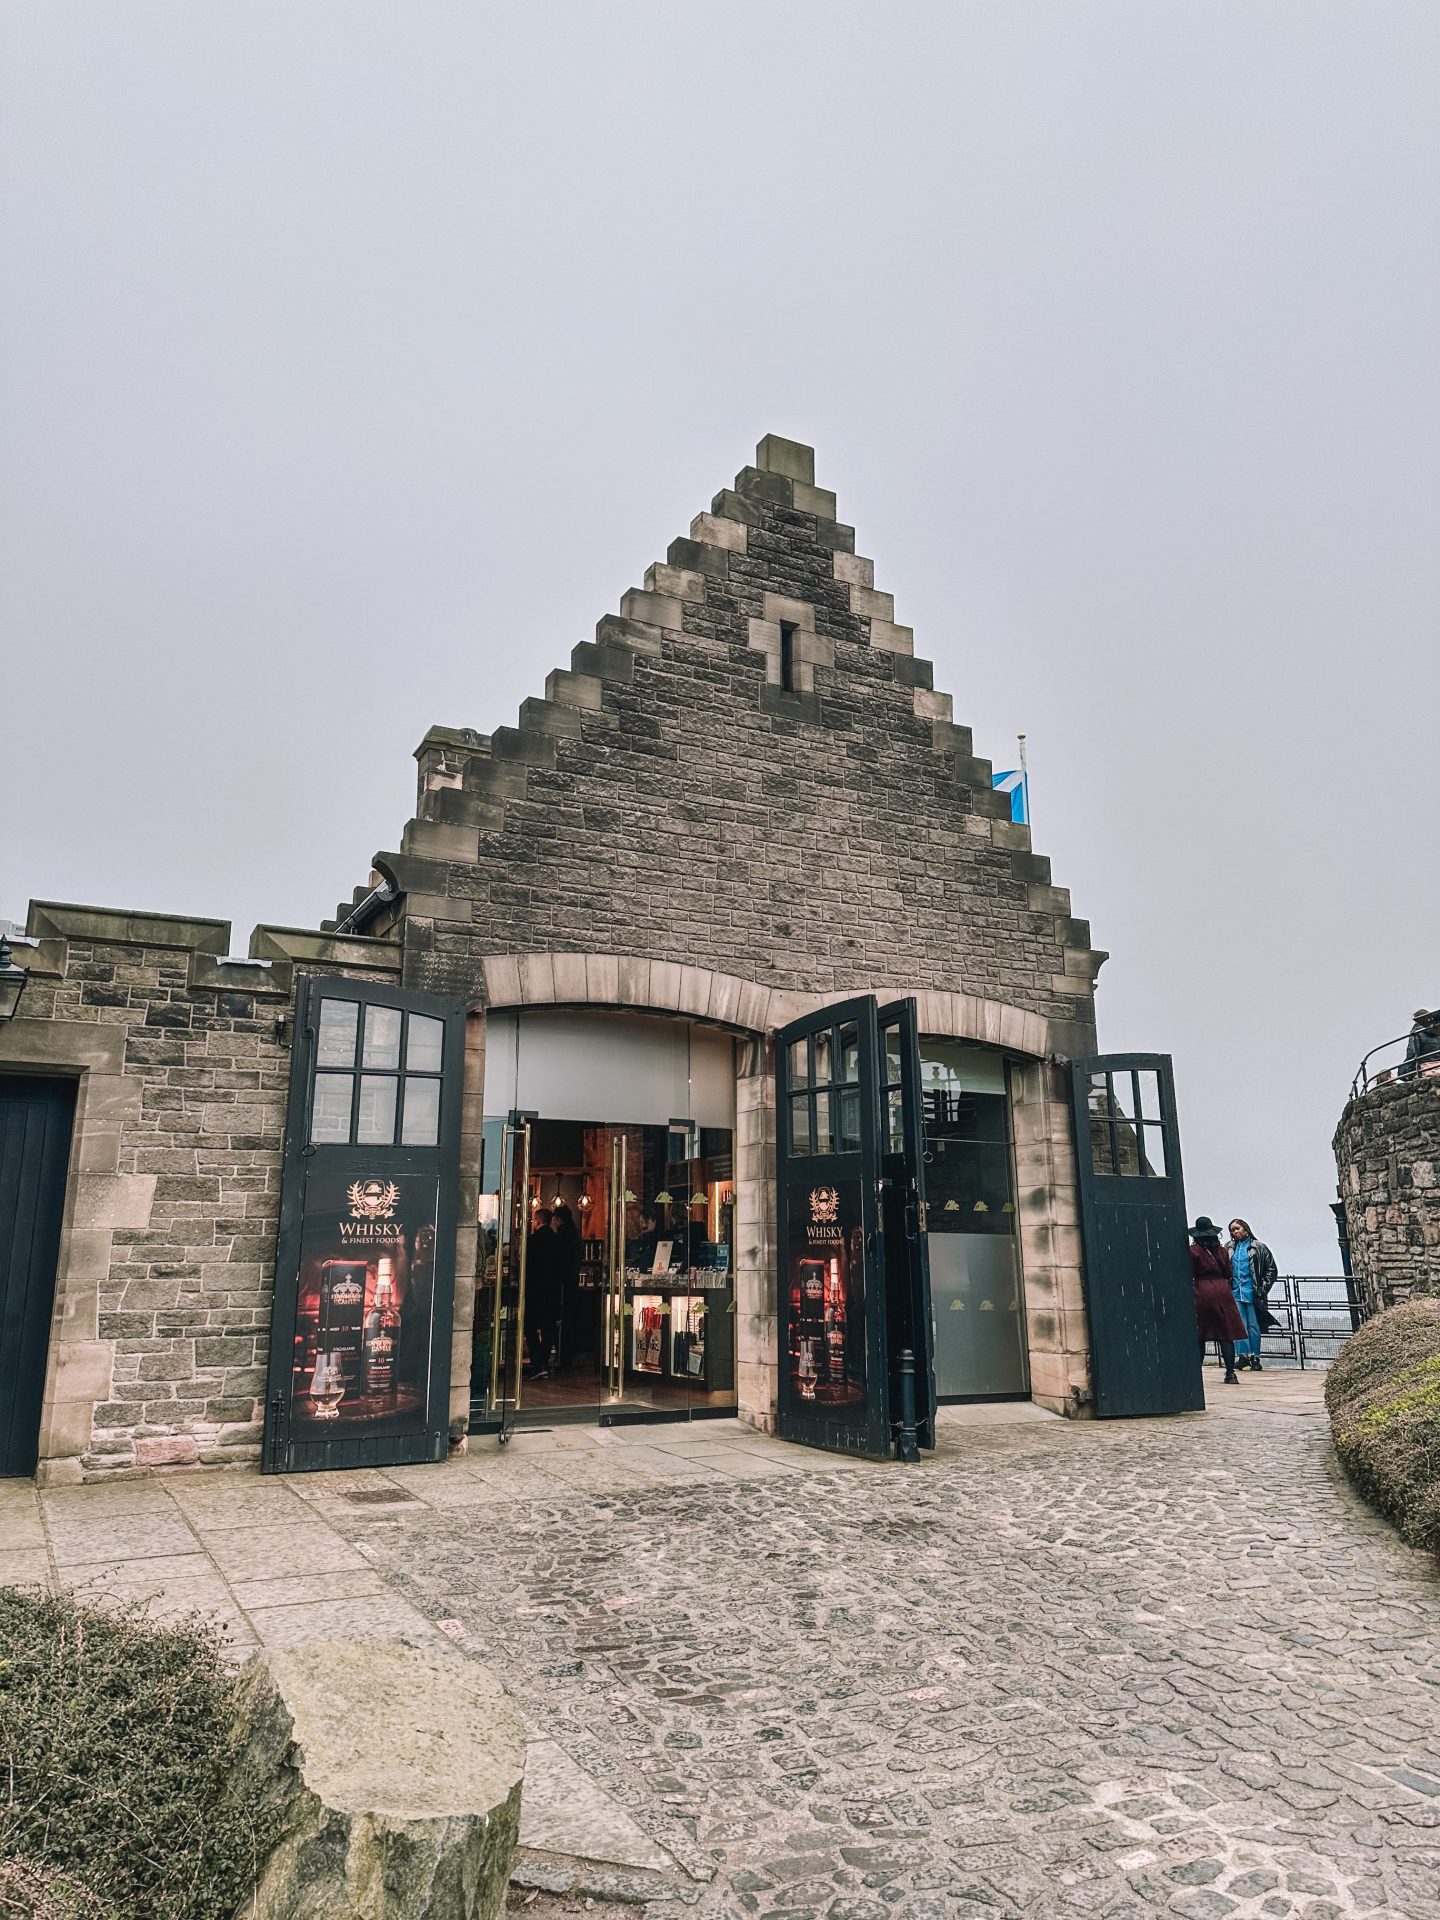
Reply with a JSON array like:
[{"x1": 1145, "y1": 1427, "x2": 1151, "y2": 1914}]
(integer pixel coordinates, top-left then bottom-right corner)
[
  {"x1": 1140, "y1": 1125, "x2": 1168, "y2": 1178},
  {"x1": 790, "y1": 1095, "x2": 811, "y2": 1156},
  {"x1": 838, "y1": 1087, "x2": 861, "y2": 1153},
  {"x1": 311, "y1": 1072, "x2": 354, "y2": 1143},
  {"x1": 838, "y1": 1023, "x2": 859, "y2": 1084},
  {"x1": 357, "y1": 1075, "x2": 398, "y2": 1145},
  {"x1": 362, "y1": 1004, "x2": 403, "y2": 1070},
  {"x1": 885, "y1": 1028, "x2": 903, "y2": 1089},
  {"x1": 407, "y1": 1014, "x2": 444, "y2": 1074},
  {"x1": 1108, "y1": 1072, "x2": 1136, "y2": 1122},
  {"x1": 788, "y1": 1038, "x2": 810, "y2": 1090},
  {"x1": 316, "y1": 999, "x2": 359, "y2": 1069},
  {"x1": 814, "y1": 1030, "x2": 833, "y2": 1087},
  {"x1": 1089, "y1": 1118, "x2": 1115, "y2": 1176},
  {"x1": 813, "y1": 1091, "x2": 834, "y2": 1154},
  {"x1": 1113, "y1": 1122, "x2": 1145, "y2": 1176},
  {"x1": 887, "y1": 1088, "x2": 904, "y2": 1153},
  {"x1": 1088, "y1": 1072, "x2": 1115, "y2": 1120},
  {"x1": 1136, "y1": 1070, "x2": 1162, "y2": 1121},
  {"x1": 400, "y1": 1077, "x2": 441, "y2": 1146}
]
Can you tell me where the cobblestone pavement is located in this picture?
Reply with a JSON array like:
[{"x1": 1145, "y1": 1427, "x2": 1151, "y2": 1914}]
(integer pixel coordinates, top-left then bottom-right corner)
[
  {"x1": 336, "y1": 1391, "x2": 1440, "y2": 1920},
  {"x1": 5, "y1": 1381, "x2": 1439, "y2": 1918}
]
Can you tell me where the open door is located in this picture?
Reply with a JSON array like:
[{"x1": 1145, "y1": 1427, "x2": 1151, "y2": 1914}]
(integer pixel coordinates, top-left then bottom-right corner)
[
  {"x1": 877, "y1": 998, "x2": 937, "y2": 1453},
  {"x1": 775, "y1": 997, "x2": 890, "y2": 1455},
  {"x1": 1070, "y1": 1053, "x2": 1201, "y2": 1417},
  {"x1": 264, "y1": 975, "x2": 462, "y2": 1473}
]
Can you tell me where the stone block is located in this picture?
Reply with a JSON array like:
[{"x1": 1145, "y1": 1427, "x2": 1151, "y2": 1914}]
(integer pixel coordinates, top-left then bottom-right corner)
[
  {"x1": 550, "y1": 953, "x2": 587, "y2": 1002},
  {"x1": 135, "y1": 1434, "x2": 200, "y2": 1468},
  {"x1": 873, "y1": 622, "x2": 916, "y2": 659},
  {"x1": 228, "y1": 1640, "x2": 524, "y2": 1920},
  {"x1": 689, "y1": 511, "x2": 747, "y2": 553},
  {"x1": 792, "y1": 481, "x2": 837, "y2": 518},
  {"x1": 51, "y1": 1340, "x2": 112, "y2": 1404},
  {"x1": 517, "y1": 954, "x2": 556, "y2": 1004},
  {"x1": 755, "y1": 433, "x2": 815, "y2": 485},
  {"x1": 618, "y1": 587, "x2": 682, "y2": 630},
  {"x1": 643, "y1": 562, "x2": 707, "y2": 601},
  {"x1": 71, "y1": 1173, "x2": 157, "y2": 1232},
  {"x1": 832, "y1": 551, "x2": 874, "y2": 588},
  {"x1": 849, "y1": 584, "x2": 895, "y2": 622}
]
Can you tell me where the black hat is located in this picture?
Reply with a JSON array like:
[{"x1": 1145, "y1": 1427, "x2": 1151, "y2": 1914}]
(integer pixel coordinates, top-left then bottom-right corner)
[{"x1": 1189, "y1": 1215, "x2": 1220, "y2": 1237}]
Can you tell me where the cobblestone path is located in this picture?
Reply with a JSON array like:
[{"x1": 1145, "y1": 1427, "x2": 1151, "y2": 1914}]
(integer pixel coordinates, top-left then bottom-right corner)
[{"x1": 340, "y1": 1403, "x2": 1440, "y2": 1920}]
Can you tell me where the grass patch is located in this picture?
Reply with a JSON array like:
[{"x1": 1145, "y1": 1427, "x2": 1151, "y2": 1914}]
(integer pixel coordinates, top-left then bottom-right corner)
[
  {"x1": 1326, "y1": 1296, "x2": 1440, "y2": 1558},
  {"x1": 0, "y1": 1587, "x2": 271, "y2": 1920}
]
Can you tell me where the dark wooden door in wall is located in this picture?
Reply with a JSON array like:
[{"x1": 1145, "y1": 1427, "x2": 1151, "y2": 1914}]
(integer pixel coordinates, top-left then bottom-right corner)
[
  {"x1": 0, "y1": 1076, "x2": 76, "y2": 1476},
  {"x1": 1070, "y1": 1053, "x2": 1201, "y2": 1417},
  {"x1": 263, "y1": 976, "x2": 463, "y2": 1474}
]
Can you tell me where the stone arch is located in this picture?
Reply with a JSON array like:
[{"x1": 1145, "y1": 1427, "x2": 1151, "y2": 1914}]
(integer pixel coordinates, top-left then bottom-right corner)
[{"x1": 474, "y1": 952, "x2": 1059, "y2": 1058}]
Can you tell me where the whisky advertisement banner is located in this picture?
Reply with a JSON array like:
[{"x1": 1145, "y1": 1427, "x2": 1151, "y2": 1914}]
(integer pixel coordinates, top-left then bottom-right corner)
[
  {"x1": 783, "y1": 1177, "x2": 868, "y2": 1409},
  {"x1": 289, "y1": 1167, "x2": 438, "y2": 1442}
]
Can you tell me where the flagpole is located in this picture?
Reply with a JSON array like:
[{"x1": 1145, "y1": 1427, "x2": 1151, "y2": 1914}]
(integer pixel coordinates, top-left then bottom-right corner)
[{"x1": 1017, "y1": 733, "x2": 1030, "y2": 832}]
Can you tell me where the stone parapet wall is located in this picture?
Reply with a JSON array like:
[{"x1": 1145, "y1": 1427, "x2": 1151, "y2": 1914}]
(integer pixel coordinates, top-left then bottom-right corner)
[
  {"x1": 1334, "y1": 1075, "x2": 1440, "y2": 1314},
  {"x1": 1, "y1": 902, "x2": 400, "y2": 1484}
]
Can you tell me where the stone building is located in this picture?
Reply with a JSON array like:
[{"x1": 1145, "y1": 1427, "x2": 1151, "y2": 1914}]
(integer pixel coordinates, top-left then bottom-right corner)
[
  {"x1": 1334, "y1": 1069, "x2": 1440, "y2": 1314},
  {"x1": 1, "y1": 434, "x2": 1189, "y2": 1489}
]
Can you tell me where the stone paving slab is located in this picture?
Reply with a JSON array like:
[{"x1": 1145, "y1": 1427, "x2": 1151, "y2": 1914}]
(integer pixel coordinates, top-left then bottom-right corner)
[{"x1": 4, "y1": 1382, "x2": 1440, "y2": 1916}]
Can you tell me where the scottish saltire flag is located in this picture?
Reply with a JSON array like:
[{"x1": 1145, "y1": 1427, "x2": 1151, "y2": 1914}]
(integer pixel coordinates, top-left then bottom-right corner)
[{"x1": 992, "y1": 769, "x2": 1029, "y2": 825}]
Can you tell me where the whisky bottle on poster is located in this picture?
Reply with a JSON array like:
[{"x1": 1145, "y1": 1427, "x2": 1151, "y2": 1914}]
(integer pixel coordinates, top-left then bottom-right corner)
[
  {"x1": 796, "y1": 1259, "x2": 828, "y2": 1398},
  {"x1": 824, "y1": 1255, "x2": 847, "y2": 1386},
  {"x1": 363, "y1": 1256, "x2": 401, "y2": 1396},
  {"x1": 316, "y1": 1259, "x2": 367, "y2": 1390}
]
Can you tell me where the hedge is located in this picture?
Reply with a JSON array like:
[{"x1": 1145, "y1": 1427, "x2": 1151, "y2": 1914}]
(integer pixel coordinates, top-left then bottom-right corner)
[
  {"x1": 0, "y1": 1587, "x2": 272, "y2": 1920},
  {"x1": 1325, "y1": 1295, "x2": 1440, "y2": 1558}
]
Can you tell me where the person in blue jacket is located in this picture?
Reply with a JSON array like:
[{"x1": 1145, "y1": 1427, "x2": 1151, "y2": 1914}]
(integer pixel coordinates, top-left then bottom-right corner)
[{"x1": 1226, "y1": 1218, "x2": 1278, "y2": 1371}]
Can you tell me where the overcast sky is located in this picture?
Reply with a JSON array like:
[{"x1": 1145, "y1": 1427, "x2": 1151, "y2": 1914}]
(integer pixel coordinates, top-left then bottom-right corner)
[{"x1": 4, "y1": 3, "x2": 1437, "y2": 1269}]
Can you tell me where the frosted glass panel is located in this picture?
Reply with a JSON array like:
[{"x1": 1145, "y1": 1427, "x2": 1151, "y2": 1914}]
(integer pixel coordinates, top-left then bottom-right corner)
[
  {"x1": 929, "y1": 1235, "x2": 1028, "y2": 1396},
  {"x1": 484, "y1": 1011, "x2": 735, "y2": 1130}
]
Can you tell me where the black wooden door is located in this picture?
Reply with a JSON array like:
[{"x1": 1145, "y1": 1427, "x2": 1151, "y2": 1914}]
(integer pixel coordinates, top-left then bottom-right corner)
[
  {"x1": 264, "y1": 976, "x2": 463, "y2": 1473},
  {"x1": 877, "y1": 998, "x2": 937, "y2": 1451},
  {"x1": 1, "y1": 1076, "x2": 76, "y2": 1476},
  {"x1": 775, "y1": 997, "x2": 892, "y2": 1456},
  {"x1": 1070, "y1": 1053, "x2": 1201, "y2": 1417}
]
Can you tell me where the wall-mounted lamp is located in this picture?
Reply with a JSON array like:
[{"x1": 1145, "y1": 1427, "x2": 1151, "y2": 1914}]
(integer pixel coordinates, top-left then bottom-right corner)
[{"x1": 0, "y1": 939, "x2": 29, "y2": 1022}]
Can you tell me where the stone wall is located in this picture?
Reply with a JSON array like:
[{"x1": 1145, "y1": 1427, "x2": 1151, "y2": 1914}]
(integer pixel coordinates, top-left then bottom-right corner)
[
  {"x1": 1334, "y1": 1074, "x2": 1440, "y2": 1315},
  {"x1": 334, "y1": 435, "x2": 1105, "y2": 1056},
  {"x1": 0, "y1": 903, "x2": 400, "y2": 1484}
]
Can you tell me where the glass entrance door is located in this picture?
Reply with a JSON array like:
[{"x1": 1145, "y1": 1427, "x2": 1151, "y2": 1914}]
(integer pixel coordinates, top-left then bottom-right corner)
[{"x1": 473, "y1": 1112, "x2": 738, "y2": 1426}]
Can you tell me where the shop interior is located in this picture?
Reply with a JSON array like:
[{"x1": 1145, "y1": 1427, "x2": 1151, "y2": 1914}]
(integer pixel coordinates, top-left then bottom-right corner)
[{"x1": 475, "y1": 1116, "x2": 736, "y2": 1420}]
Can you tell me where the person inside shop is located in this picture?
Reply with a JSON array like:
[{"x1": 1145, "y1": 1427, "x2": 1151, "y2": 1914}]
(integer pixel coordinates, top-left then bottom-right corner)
[
  {"x1": 629, "y1": 1209, "x2": 661, "y2": 1272},
  {"x1": 550, "y1": 1203, "x2": 583, "y2": 1350},
  {"x1": 1189, "y1": 1214, "x2": 1246, "y2": 1386},
  {"x1": 524, "y1": 1207, "x2": 560, "y2": 1381}
]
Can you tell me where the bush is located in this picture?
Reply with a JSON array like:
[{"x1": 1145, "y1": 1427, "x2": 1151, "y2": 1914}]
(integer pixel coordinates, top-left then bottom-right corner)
[
  {"x1": 1326, "y1": 1296, "x2": 1440, "y2": 1557},
  {"x1": 0, "y1": 1588, "x2": 272, "y2": 1920}
]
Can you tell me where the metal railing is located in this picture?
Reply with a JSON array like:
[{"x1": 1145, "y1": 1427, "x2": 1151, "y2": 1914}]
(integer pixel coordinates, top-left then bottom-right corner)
[
  {"x1": 1257, "y1": 1275, "x2": 1364, "y2": 1370},
  {"x1": 1351, "y1": 1030, "x2": 1440, "y2": 1099}
]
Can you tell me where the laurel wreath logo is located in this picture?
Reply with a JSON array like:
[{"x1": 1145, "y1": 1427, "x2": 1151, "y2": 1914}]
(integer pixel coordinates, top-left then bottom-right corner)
[
  {"x1": 809, "y1": 1186, "x2": 840, "y2": 1225},
  {"x1": 347, "y1": 1178, "x2": 400, "y2": 1220}
]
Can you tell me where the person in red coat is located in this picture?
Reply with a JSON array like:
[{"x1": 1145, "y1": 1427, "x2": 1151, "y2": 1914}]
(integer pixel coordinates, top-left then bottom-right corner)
[{"x1": 1190, "y1": 1215, "x2": 1246, "y2": 1386}]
